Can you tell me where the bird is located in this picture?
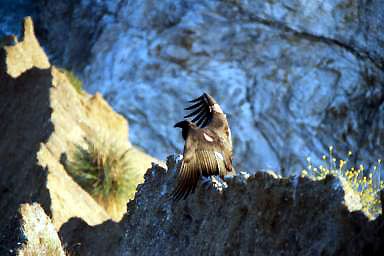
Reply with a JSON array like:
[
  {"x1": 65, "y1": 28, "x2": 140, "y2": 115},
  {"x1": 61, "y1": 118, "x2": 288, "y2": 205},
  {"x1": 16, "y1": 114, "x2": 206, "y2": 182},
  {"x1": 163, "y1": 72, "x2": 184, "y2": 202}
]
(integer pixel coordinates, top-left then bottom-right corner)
[{"x1": 171, "y1": 93, "x2": 235, "y2": 200}]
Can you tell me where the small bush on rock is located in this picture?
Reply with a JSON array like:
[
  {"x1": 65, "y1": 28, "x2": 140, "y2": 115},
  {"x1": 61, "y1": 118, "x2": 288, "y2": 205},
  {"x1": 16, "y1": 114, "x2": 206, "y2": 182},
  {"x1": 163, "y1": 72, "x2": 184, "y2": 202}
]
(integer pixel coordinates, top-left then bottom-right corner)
[
  {"x1": 65, "y1": 137, "x2": 136, "y2": 220},
  {"x1": 301, "y1": 146, "x2": 383, "y2": 219}
]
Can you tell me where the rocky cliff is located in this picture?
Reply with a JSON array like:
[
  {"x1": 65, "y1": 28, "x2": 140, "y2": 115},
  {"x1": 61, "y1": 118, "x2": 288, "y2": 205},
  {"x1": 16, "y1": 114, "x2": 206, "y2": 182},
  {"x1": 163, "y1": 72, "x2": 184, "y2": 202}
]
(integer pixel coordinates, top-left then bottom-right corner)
[
  {"x1": 0, "y1": 17, "x2": 155, "y2": 254},
  {"x1": 120, "y1": 159, "x2": 384, "y2": 256},
  {"x1": 31, "y1": 0, "x2": 384, "y2": 174},
  {"x1": 61, "y1": 156, "x2": 384, "y2": 256},
  {"x1": 0, "y1": 0, "x2": 384, "y2": 255}
]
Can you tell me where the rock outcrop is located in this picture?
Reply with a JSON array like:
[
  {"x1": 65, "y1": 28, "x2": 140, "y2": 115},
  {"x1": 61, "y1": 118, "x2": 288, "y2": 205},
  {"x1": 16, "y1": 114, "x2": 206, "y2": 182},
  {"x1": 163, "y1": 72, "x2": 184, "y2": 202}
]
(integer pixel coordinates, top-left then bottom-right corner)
[
  {"x1": 32, "y1": 0, "x2": 384, "y2": 174},
  {"x1": 16, "y1": 203, "x2": 65, "y2": 256},
  {"x1": 0, "y1": 3, "x2": 383, "y2": 255},
  {"x1": 119, "y1": 158, "x2": 384, "y2": 255},
  {"x1": 61, "y1": 156, "x2": 384, "y2": 256},
  {"x1": 1, "y1": 203, "x2": 65, "y2": 256},
  {"x1": 0, "y1": 17, "x2": 155, "y2": 253}
]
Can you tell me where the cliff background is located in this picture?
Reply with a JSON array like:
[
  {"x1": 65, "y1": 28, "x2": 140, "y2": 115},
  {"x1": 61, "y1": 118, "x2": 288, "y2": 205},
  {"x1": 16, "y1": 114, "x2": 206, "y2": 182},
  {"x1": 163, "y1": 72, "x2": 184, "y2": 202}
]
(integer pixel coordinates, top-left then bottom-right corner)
[
  {"x1": 2, "y1": 0, "x2": 383, "y2": 174},
  {"x1": 1, "y1": 1, "x2": 384, "y2": 256}
]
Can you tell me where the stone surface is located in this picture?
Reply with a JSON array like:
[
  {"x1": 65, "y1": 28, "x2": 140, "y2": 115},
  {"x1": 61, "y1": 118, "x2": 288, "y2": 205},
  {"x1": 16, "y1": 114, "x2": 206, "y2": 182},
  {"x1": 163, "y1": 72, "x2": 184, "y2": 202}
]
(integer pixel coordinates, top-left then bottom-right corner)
[
  {"x1": 34, "y1": 0, "x2": 116, "y2": 71},
  {"x1": 0, "y1": 4, "x2": 383, "y2": 253},
  {"x1": 0, "y1": 17, "x2": 110, "y2": 241},
  {"x1": 61, "y1": 156, "x2": 384, "y2": 256},
  {"x1": 118, "y1": 158, "x2": 384, "y2": 255},
  {"x1": 0, "y1": 0, "x2": 38, "y2": 39},
  {"x1": 31, "y1": 0, "x2": 384, "y2": 174},
  {"x1": 3, "y1": 17, "x2": 49, "y2": 77},
  {"x1": 59, "y1": 217, "x2": 123, "y2": 256},
  {"x1": 0, "y1": 203, "x2": 65, "y2": 256},
  {"x1": 0, "y1": 17, "x2": 155, "y2": 240},
  {"x1": 17, "y1": 203, "x2": 65, "y2": 256}
]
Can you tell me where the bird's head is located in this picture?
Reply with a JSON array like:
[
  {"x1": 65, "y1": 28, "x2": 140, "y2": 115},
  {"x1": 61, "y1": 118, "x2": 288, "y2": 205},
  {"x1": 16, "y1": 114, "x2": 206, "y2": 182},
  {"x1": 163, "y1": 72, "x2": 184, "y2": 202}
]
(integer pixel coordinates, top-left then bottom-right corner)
[{"x1": 174, "y1": 120, "x2": 195, "y2": 140}]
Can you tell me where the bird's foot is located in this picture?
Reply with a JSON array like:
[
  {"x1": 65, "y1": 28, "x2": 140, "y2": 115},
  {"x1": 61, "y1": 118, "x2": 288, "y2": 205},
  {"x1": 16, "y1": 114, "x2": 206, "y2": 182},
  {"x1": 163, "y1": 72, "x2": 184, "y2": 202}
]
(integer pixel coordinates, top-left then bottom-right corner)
[
  {"x1": 201, "y1": 176, "x2": 228, "y2": 192},
  {"x1": 166, "y1": 154, "x2": 183, "y2": 174}
]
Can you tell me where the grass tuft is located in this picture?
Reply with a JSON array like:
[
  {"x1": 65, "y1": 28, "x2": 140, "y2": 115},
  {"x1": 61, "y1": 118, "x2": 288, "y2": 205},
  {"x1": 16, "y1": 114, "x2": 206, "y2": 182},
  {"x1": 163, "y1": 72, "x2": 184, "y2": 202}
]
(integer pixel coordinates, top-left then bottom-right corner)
[
  {"x1": 301, "y1": 146, "x2": 383, "y2": 219},
  {"x1": 65, "y1": 137, "x2": 137, "y2": 220},
  {"x1": 58, "y1": 68, "x2": 83, "y2": 93}
]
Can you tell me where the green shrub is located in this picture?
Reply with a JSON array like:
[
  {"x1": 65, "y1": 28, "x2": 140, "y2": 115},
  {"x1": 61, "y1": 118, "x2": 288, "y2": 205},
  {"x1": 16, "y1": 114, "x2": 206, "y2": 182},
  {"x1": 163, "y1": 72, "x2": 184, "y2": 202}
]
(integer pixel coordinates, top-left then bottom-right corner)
[
  {"x1": 65, "y1": 138, "x2": 137, "y2": 220},
  {"x1": 301, "y1": 146, "x2": 383, "y2": 219}
]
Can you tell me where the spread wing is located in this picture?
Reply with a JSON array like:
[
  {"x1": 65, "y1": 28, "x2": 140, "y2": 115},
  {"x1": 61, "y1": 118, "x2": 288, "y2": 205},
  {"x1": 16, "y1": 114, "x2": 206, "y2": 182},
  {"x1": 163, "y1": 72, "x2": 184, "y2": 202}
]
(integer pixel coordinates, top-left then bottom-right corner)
[
  {"x1": 171, "y1": 129, "x2": 229, "y2": 200},
  {"x1": 184, "y1": 93, "x2": 218, "y2": 128},
  {"x1": 184, "y1": 93, "x2": 231, "y2": 145}
]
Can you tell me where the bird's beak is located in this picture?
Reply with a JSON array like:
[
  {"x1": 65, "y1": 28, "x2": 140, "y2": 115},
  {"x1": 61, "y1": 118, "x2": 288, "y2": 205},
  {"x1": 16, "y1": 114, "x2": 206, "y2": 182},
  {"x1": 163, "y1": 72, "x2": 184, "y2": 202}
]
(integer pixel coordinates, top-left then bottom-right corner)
[{"x1": 174, "y1": 121, "x2": 185, "y2": 128}]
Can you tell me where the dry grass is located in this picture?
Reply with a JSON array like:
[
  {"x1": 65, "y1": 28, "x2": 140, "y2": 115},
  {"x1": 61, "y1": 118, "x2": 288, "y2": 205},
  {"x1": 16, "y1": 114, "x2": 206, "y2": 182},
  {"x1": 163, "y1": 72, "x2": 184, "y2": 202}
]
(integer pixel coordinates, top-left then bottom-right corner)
[
  {"x1": 301, "y1": 146, "x2": 383, "y2": 219},
  {"x1": 58, "y1": 68, "x2": 83, "y2": 94}
]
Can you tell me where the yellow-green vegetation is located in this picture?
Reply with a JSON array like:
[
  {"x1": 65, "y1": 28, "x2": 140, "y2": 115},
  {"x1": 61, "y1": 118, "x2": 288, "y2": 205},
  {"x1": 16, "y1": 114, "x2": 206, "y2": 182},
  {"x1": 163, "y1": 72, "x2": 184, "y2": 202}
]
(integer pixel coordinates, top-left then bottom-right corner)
[
  {"x1": 301, "y1": 146, "x2": 383, "y2": 219},
  {"x1": 58, "y1": 68, "x2": 83, "y2": 93},
  {"x1": 65, "y1": 138, "x2": 137, "y2": 220}
]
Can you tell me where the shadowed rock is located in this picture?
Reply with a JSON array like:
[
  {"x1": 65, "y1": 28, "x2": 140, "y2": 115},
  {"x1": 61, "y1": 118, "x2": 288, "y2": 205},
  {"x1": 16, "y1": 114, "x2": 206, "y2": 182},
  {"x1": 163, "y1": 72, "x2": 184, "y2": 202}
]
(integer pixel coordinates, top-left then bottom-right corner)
[
  {"x1": 61, "y1": 156, "x2": 384, "y2": 255},
  {"x1": 117, "y1": 157, "x2": 384, "y2": 255},
  {"x1": 59, "y1": 217, "x2": 123, "y2": 256},
  {"x1": 0, "y1": 17, "x2": 156, "y2": 253}
]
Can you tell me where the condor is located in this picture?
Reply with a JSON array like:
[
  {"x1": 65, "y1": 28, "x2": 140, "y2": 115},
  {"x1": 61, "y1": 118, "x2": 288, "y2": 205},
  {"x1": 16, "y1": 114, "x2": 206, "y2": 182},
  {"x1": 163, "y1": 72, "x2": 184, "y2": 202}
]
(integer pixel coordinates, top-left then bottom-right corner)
[{"x1": 171, "y1": 93, "x2": 234, "y2": 200}]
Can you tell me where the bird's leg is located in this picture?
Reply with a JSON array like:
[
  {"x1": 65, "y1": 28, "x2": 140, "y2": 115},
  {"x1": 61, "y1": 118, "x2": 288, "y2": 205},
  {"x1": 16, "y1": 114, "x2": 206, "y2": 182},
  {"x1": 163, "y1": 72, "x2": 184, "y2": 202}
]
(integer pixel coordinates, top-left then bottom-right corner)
[
  {"x1": 166, "y1": 154, "x2": 183, "y2": 174},
  {"x1": 201, "y1": 176, "x2": 212, "y2": 189}
]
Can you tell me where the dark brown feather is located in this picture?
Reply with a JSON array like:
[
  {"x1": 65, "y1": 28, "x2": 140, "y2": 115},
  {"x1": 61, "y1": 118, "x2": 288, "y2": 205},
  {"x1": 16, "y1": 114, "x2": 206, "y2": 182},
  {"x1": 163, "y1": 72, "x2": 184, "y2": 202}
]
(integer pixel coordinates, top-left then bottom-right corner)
[
  {"x1": 184, "y1": 105, "x2": 205, "y2": 118},
  {"x1": 184, "y1": 93, "x2": 213, "y2": 128},
  {"x1": 184, "y1": 101, "x2": 204, "y2": 110},
  {"x1": 188, "y1": 95, "x2": 204, "y2": 103},
  {"x1": 171, "y1": 93, "x2": 234, "y2": 200}
]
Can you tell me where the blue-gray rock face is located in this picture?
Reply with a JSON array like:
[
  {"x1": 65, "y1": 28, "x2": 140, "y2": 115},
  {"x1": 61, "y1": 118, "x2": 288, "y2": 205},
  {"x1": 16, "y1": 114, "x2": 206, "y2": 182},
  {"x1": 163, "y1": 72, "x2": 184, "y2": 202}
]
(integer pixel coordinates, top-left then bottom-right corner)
[
  {"x1": 36, "y1": 0, "x2": 384, "y2": 173},
  {"x1": 0, "y1": 0, "x2": 37, "y2": 38}
]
